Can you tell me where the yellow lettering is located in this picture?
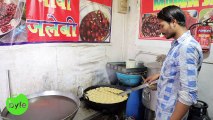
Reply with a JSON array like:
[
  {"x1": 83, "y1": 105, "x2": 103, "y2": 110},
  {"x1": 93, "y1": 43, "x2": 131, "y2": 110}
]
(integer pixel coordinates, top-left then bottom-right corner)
[
  {"x1": 202, "y1": 0, "x2": 213, "y2": 6},
  {"x1": 67, "y1": 0, "x2": 71, "y2": 11},
  {"x1": 173, "y1": 0, "x2": 181, "y2": 7},
  {"x1": 179, "y1": 0, "x2": 187, "y2": 8},
  {"x1": 153, "y1": 0, "x2": 164, "y2": 11},
  {"x1": 38, "y1": 0, "x2": 49, "y2": 7},
  {"x1": 56, "y1": 0, "x2": 66, "y2": 10},
  {"x1": 72, "y1": 27, "x2": 77, "y2": 37},
  {"x1": 187, "y1": 0, "x2": 199, "y2": 7},
  {"x1": 38, "y1": 0, "x2": 71, "y2": 10},
  {"x1": 165, "y1": 0, "x2": 173, "y2": 7},
  {"x1": 49, "y1": 0, "x2": 56, "y2": 8},
  {"x1": 27, "y1": 23, "x2": 45, "y2": 36},
  {"x1": 43, "y1": 0, "x2": 49, "y2": 8}
]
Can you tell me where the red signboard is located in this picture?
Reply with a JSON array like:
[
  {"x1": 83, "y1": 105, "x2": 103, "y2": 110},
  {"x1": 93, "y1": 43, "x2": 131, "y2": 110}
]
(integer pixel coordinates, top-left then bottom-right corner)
[
  {"x1": 139, "y1": 0, "x2": 213, "y2": 42},
  {"x1": 26, "y1": 0, "x2": 79, "y2": 42},
  {"x1": 25, "y1": 0, "x2": 112, "y2": 44},
  {"x1": 89, "y1": 0, "x2": 112, "y2": 7}
]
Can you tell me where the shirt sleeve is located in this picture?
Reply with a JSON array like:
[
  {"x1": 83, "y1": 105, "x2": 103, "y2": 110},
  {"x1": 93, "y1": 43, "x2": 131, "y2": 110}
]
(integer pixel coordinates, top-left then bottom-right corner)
[{"x1": 178, "y1": 45, "x2": 200, "y2": 106}]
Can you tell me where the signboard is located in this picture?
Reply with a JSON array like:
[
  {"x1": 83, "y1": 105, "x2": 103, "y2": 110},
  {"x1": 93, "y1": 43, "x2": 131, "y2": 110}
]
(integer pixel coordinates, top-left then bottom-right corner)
[
  {"x1": 0, "y1": 0, "x2": 112, "y2": 45},
  {"x1": 139, "y1": 0, "x2": 213, "y2": 42},
  {"x1": 26, "y1": 0, "x2": 80, "y2": 42}
]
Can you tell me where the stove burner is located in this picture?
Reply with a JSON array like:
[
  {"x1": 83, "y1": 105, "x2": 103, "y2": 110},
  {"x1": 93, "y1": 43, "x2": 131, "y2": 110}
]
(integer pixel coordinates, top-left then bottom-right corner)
[
  {"x1": 89, "y1": 114, "x2": 119, "y2": 120},
  {"x1": 84, "y1": 111, "x2": 125, "y2": 120}
]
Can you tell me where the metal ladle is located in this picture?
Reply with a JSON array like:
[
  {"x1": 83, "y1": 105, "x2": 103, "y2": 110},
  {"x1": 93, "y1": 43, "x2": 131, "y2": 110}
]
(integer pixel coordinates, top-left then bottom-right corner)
[{"x1": 118, "y1": 80, "x2": 158, "y2": 96}]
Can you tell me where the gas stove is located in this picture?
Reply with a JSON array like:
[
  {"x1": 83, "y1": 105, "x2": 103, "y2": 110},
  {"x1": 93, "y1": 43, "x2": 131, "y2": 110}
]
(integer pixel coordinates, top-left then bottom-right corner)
[
  {"x1": 74, "y1": 100, "x2": 126, "y2": 120},
  {"x1": 84, "y1": 112, "x2": 124, "y2": 120}
]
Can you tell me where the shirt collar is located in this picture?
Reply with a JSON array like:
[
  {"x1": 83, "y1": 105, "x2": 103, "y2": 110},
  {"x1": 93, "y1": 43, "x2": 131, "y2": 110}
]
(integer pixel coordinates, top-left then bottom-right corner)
[{"x1": 171, "y1": 30, "x2": 191, "y2": 47}]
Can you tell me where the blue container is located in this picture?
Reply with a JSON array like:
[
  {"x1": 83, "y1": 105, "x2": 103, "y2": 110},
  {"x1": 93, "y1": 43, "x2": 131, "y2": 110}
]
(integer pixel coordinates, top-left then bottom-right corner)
[
  {"x1": 126, "y1": 89, "x2": 143, "y2": 120},
  {"x1": 116, "y1": 72, "x2": 142, "y2": 86}
]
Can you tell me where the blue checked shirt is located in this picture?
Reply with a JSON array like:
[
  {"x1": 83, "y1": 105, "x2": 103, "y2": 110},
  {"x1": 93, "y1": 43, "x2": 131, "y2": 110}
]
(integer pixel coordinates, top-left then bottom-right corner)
[{"x1": 156, "y1": 31, "x2": 203, "y2": 120}]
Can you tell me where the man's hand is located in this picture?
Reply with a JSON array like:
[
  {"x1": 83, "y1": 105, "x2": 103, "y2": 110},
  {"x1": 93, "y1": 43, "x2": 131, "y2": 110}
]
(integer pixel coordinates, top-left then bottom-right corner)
[
  {"x1": 144, "y1": 73, "x2": 160, "y2": 84},
  {"x1": 144, "y1": 73, "x2": 160, "y2": 90}
]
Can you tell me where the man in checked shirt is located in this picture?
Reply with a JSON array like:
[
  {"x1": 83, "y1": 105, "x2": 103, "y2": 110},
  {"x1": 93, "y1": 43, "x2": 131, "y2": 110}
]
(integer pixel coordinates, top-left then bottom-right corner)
[{"x1": 145, "y1": 5, "x2": 203, "y2": 120}]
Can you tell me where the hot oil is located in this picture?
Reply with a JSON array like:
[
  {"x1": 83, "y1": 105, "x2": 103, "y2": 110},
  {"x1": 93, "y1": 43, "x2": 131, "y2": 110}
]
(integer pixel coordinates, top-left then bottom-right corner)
[{"x1": 6, "y1": 96, "x2": 77, "y2": 120}]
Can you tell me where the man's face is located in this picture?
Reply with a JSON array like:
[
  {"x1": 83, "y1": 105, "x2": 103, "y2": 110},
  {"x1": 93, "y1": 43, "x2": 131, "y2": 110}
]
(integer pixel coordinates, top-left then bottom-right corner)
[{"x1": 158, "y1": 19, "x2": 175, "y2": 39}]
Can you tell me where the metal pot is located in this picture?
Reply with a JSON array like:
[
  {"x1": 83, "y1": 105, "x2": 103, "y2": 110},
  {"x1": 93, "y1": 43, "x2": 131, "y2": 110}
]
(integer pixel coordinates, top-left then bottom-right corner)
[
  {"x1": 80, "y1": 85, "x2": 128, "y2": 113},
  {"x1": 1, "y1": 91, "x2": 80, "y2": 120},
  {"x1": 142, "y1": 62, "x2": 161, "y2": 112}
]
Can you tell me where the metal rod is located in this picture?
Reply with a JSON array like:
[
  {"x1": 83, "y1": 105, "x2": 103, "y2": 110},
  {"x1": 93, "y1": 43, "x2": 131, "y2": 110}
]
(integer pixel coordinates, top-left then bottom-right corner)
[
  {"x1": 203, "y1": 61, "x2": 213, "y2": 64},
  {"x1": 141, "y1": 75, "x2": 146, "y2": 82},
  {"x1": 0, "y1": 116, "x2": 14, "y2": 120},
  {"x1": 0, "y1": 109, "x2": 1, "y2": 120},
  {"x1": 7, "y1": 70, "x2": 12, "y2": 98},
  {"x1": 0, "y1": 71, "x2": 14, "y2": 120},
  {"x1": 137, "y1": 51, "x2": 160, "y2": 56}
]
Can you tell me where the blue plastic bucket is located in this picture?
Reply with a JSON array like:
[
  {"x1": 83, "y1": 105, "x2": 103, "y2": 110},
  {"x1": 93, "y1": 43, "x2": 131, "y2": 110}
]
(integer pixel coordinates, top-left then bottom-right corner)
[{"x1": 116, "y1": 72, "x2": 142, "y2": 86}]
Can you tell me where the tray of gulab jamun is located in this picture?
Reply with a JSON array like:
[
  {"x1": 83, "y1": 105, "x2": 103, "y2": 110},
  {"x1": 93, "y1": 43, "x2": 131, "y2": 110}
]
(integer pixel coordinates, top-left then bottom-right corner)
[{"x1": 80, "y1": 2, "x2": 111, "y2": 42}]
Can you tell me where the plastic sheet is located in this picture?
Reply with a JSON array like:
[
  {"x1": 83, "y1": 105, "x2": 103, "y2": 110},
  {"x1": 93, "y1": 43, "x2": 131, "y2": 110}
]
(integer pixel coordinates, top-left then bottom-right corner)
[{"x1": 0, "y1": 0, "x2": 25, "y2": 45}]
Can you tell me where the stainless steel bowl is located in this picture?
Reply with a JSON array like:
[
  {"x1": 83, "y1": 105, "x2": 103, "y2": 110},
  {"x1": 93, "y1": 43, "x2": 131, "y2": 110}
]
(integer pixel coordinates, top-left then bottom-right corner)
[{"x1": 1, "y1": 91, "x2": 80, "y2": 120}]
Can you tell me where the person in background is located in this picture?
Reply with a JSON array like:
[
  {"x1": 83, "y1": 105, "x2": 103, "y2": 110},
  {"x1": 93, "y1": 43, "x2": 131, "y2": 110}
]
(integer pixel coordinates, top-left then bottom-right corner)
[{"x1": 145, "y1": 5, "x2": 203, "y2": 120}]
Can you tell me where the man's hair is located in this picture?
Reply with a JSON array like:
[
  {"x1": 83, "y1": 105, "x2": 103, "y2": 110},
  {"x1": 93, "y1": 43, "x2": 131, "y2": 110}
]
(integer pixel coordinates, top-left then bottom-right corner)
[{"x1": 157, "y1": 5, "x2": 186, "y2": 26}]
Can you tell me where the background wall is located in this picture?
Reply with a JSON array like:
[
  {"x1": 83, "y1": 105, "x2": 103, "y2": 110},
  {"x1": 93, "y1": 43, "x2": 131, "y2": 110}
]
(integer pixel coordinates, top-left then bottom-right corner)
[
  {"x1": 0, "y1": 0, "x2": 212, "y2": 119},
  {"x1": 0, "y1": 0, "x2": 127, "y2": 110},
  {"x1": 125, "y1": 0, "x2": 213, "y2": 118}
]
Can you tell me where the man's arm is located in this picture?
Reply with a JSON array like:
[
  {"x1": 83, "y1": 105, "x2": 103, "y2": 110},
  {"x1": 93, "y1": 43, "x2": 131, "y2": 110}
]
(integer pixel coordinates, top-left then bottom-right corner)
[
  {"x1": 170, "y1": 101, "x2": 190, "y2": 120},
  {"x1": 172, "y1": 45, "x2": 200, "y2": 120}
]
